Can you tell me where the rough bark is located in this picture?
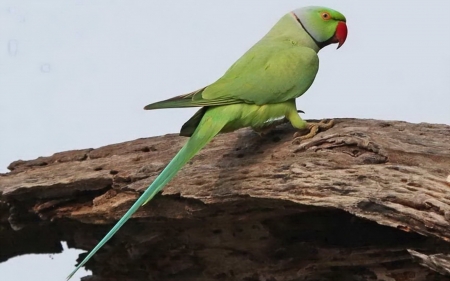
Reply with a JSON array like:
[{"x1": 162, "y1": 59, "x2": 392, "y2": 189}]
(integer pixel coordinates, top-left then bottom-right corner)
[{"x1": 1, "y1": 118, "x2": 450, "y2": 281}]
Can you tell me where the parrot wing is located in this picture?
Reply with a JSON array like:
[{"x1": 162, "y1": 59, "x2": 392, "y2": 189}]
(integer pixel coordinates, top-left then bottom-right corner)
[{"x1": 144, "y1": 42, "x2": 318, "y2": 110}]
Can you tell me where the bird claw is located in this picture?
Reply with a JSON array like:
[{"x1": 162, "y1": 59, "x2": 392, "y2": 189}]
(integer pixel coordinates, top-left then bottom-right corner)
[{"x1": 292, "y1": 119, "x2": 334, "y2": 144}]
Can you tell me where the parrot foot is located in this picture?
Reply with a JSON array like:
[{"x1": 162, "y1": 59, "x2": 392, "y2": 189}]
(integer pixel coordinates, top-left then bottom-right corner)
[
  {"x1": 253, "y1": 110, "x2": 305, "y2": 136},
  {"x1": 292, "y1": 119, "x2": 334, "y2": 144}
]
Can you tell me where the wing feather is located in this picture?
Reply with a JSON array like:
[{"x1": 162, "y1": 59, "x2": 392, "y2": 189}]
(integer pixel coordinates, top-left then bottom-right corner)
[{"x1": 144, "y1": 42, "x2": 318, "y2": 110}]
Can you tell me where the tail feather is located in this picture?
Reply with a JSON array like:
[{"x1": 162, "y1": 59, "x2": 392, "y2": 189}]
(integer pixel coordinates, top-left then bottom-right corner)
[
  {"x1": 67, "y1": 113, "x2": 225, "y2": 280},
  {"x1": 180, "y1": 107, "x2": 207, "y2": 137}
]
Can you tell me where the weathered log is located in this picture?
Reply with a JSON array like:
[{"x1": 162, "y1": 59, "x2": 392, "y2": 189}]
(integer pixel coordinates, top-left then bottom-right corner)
[{"x1": 1, "y1": 118, "x2": 450, "y2": 280}]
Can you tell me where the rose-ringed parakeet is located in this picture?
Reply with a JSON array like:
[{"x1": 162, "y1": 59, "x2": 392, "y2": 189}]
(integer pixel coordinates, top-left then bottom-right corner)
[{"x1": 67, "y1": 6, "x2": 347, "y2": 279}]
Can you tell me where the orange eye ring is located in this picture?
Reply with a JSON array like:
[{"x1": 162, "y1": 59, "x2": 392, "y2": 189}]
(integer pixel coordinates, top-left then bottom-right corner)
[{"x1": 321, "y1": 12, "x2": 331, "y2": 20}]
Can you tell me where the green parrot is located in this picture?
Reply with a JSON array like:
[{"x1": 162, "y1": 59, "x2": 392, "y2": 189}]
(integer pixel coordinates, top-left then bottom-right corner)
[{"x1": 67, "y1": 6, "x2": 347, "y2": 279}]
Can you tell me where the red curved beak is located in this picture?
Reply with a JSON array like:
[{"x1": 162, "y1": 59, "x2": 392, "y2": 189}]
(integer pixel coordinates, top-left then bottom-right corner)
[{"x1": 335, "y1": 21, "x2": 348, "y2": 49}]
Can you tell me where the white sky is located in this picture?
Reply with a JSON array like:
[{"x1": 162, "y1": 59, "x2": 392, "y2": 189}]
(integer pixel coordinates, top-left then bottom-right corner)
[{"x1": 0, "y1": 1, "x2": 449, "y2": 280}]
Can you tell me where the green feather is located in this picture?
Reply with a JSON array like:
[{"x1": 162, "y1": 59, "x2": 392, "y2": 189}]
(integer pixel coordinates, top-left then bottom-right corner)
[
  {"x1": 67, "y1": 109, "x2": 228, "y2": 280},
  {"x1": 67, "y1": 6, "x2": 347, "y2": 279}
]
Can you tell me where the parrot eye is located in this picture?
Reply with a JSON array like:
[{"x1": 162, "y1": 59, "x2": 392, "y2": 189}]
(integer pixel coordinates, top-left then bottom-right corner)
[{"x1": 321, "y1": 12, "x2": 331, "y2": 20}]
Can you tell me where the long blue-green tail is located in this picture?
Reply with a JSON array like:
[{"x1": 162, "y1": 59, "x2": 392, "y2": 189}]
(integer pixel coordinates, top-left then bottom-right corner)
[{"x1": 67, "y1": 114, "x2": 225, "y2": 280}]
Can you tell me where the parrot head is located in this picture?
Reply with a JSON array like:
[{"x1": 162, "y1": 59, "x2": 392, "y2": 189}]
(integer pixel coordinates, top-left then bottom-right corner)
[{"x1": 292, "y1": 6, "x2": 347, "y2": 49}]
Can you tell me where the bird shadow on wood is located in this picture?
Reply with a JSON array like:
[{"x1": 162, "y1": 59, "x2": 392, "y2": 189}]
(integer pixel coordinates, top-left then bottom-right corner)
[{"x1": 210, "y1": 124, "x2": 295, "y2": 198}]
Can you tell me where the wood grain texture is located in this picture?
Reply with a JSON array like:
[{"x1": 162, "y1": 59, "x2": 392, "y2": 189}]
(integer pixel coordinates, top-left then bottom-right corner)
[{"x1": 1, "y1": 118, "x2": 449, "y2": 280}]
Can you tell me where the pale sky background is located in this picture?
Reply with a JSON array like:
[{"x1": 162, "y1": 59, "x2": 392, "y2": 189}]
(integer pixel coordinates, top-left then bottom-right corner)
[{"x1": 0, "y1": 1, "x2": 449, "y2": 280}]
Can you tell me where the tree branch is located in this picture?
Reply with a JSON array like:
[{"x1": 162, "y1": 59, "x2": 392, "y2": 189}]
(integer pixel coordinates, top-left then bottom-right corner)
[{"x1": 1, "y1": 118, "x2": 450, "y2": 280}]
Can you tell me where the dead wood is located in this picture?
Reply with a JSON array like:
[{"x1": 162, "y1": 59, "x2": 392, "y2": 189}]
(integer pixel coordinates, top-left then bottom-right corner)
[{"x1": 1, "y1": 118, "x2": 450, "y2": 280}]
